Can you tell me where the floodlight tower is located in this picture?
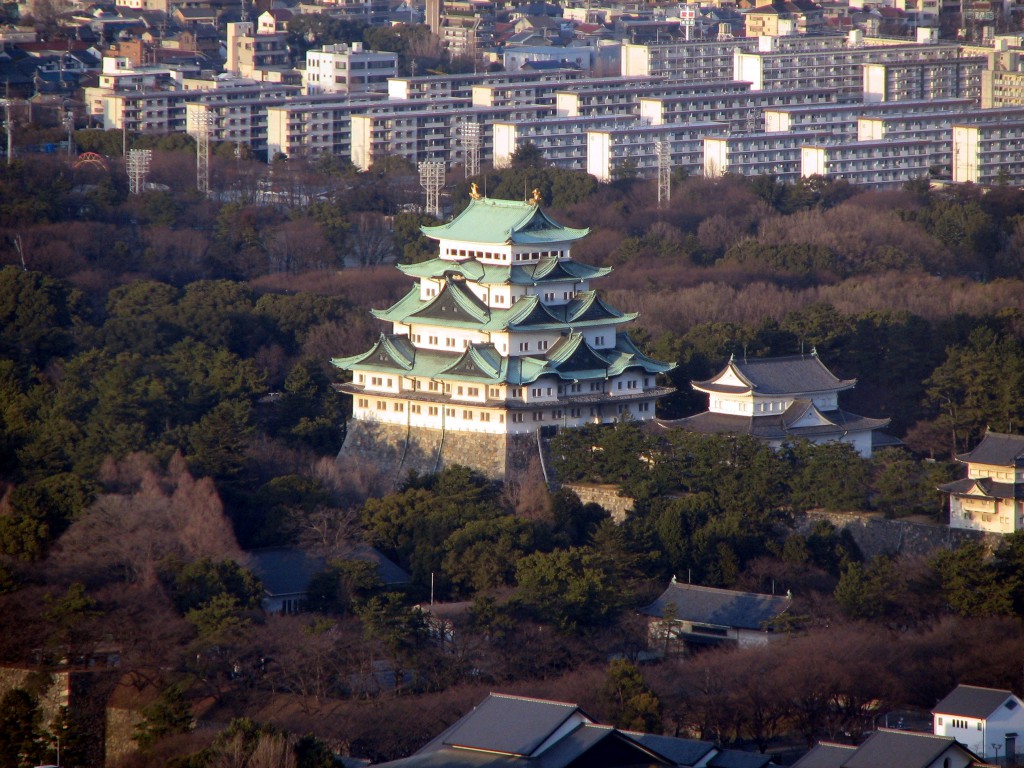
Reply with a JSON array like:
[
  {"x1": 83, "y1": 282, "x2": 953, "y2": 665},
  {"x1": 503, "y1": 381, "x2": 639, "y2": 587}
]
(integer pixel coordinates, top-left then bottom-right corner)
[
  {"x1": 656, "y1": 138, "x2": 671, "y2": 209},
  {"x1": 191, "y1": 109, "x2": 215, "y2": 195},
  {"x1": 419, "y1": 160, "x2": 444, "y2": 218},
  {"x1": 461, "y1": 121, "x2": 481, "y2": 178},
  {"x1": 127, "y1": 148, "x2": 152, "y2": 194},
  {"x1": 63, "y1": 106, "x2": 75, "y2": 161}
]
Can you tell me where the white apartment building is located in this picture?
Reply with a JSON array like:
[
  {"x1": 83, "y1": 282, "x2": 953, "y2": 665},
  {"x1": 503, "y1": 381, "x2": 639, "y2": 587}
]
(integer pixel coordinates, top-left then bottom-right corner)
[
  {"x1": 386, "y1": 69, "x2": 584, "y2": 101},
  {"x1": 493, "y1": 114, "x2": 636, "y2": 169},
  {"x1": 735, "y1": 41, "x2": 964, "y2": 96},
  {"x1": 704, "y1": 131, "x2": 826, "y2": 180},
  {"x1": 183, "y1": 88, "x2": 302, "y2": 155},
  {"x1": 350, "y1": 104, "x2": 553, "y2": 171},
  {"x1": 640, "y1": 86, "x2": 839, "y2": 132},
  {"x1": 265, "y1": 93, "x2": 389, "y2": 158},
  {"x1": 621, "y1": 38, "x2": 758, "y2": 79},
  {"x1": 587, "y1": 121, "x2": 731, "y2": 182},
  {"x1": 952, "y1": 120, "x2": 1024, "y2": 184},
  {"x1": 304, "y1": 43, "x2": 398, "y2": 95},
  {"x1": 863, "y1": 57, "x2": 985, "y2": 102},
  {"x1": 801, "y1": 138, "x2": 936, "y2": 187},
  {"x1": 472, "y1": 75, "x2": 663, "y2": 109},
  {"x1": 764, "y1": 98, "x2": 977, "y2": 140}
]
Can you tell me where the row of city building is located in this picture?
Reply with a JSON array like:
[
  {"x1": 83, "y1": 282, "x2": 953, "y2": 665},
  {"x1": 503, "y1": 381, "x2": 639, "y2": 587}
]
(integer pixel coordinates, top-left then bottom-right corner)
[{"x1": 77, "y1": 30, "x2": 1024, "y2": 186}]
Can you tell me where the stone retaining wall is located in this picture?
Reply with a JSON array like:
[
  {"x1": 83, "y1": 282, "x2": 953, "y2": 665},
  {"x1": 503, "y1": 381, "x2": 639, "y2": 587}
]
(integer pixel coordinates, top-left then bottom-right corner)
[
  {"x1": 796, "y1": 510, "x2": 998, "y2": 559},
  {"x1": 563, "y1": 484, "x2": 635, "y2": 522}
]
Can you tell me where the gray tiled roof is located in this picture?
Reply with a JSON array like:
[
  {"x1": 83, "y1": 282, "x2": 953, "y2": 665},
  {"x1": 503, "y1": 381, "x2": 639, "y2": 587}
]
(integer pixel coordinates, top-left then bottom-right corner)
[
  {"x1": 937, "y1": 477, "x2": 1024, "y2": 501},
  {"x1": 249, "y1": 545, "x2": 409, "y2": 598},
  {"x1": 958, "y1": 431, "x2": 1024, "y2": 467},
  {"x1": 932, "y1": 684, "x2": 1016, "y2": 718},
  {"x1": 790, "y1": 743, "x2": 856, "y2": 768},
  {"x1": 694, "y1": 353, "x2": 855, "y2": 396},
  {"x1": 436, "y1": 694, "x2": 585, "y2": 756},
  {"x1": 627, "y1": 733, "x2": 716, "y2": 765},
  {"x1": 842, "y1": 730, "x2": 970, "y2": 768},
  {"x1": 639, "y1": 582, "x2": 792, "y2": 631},
  {"x1": 707, "y1": 749, "x2": 776, "y2": 768},
  {"x1": 664, "y1": 407, "x2": 889, "y2": 441}
]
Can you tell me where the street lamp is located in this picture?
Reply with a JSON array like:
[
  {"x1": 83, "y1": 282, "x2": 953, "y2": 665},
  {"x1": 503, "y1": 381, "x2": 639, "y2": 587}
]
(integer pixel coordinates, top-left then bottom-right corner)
[{"x1": 994, "y1": 744, "x2": 1003, "y2": 765}]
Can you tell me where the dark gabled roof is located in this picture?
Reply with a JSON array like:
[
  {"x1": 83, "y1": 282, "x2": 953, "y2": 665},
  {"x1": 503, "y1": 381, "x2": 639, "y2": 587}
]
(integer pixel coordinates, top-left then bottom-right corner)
[
  {"x1": 545, "y1": 332, "x2": 611, "y2": 373},
  {"x1": 932, "y1": 684, "x2": 1018, "y2": 718},
  {"x1": 665, "y1": 407, "x2": 889, "y2": 441},
  {"x1": 694, "y1": 353, "x2": 855, "y2": 396},
  {"x1": 425, "y1": 694, "x2": 588, "y2": 756},
  {"x1": 627, "y1": 733, "x2": 716, "y2": 765},
  {"x1": 957, "y1": 431, "x2": 1024, "y2": 467},
  {"x1": 708, "y1": 750, "x2": 776, "y2": 768},
  {"x1": 790, "y1": 743, "x2": 856, "y2": 768},
  {"x1": 408, "y1": 278, "x2": 491, "y2": 325},
  {"x1": 248, "y1": 546, "x2": 409, "y2": 597},
  {"x1": 937, "y1": 477, "x2": 1023, "y2": 501},
  {"x1": 841, "y1": 730, "x2": 975, "y2": 768},
  {"x1": 639, "y1": 582, "x2": 792, "y2": 631}
]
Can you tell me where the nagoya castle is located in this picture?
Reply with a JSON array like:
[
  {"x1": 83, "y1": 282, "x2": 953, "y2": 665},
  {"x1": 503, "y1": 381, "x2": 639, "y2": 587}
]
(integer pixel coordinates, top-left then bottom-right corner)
[{"x1": 332, "y1": 190, "x2": 674, "y2": 481}]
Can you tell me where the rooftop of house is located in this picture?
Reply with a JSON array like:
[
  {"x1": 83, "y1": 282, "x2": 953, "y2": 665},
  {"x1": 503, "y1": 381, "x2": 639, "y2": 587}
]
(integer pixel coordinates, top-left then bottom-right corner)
[
  {"x1": 932, "y1": 684, "x2": 1020, "y2": 718},
  {"x1": 693, "y1": 352, "x2": 856, "y2": 397},
  {"x1": 957, "y1": 430, "x2": 1024, "y2": 468},
  {"x1": 249, "y1": 545, "x2": 408, "y2": 598},
  {"x1": 639, "y1": 581, "x2": 793, "y2": 631},
  {"x1": 793, "y1": 730, "x2": 976, "y2": 768}
]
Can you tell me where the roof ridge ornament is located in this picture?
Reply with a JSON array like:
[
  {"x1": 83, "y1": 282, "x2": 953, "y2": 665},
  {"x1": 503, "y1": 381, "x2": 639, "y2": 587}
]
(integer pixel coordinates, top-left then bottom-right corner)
[
  {"x1": 528, "y1": 188, "x2": 542, "y2": 205},
  {"x1": 470, "y1": 182, "x2": 482, "y2": 200}
]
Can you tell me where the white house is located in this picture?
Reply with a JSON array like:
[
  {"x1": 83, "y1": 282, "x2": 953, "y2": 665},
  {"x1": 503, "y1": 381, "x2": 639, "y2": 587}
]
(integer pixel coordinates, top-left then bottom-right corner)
[
  {"x1": 664, "y1": 351, "x2": 893, "y2": 458},
  {"x1": 932, "y1": 684, "x2": 1024, "y2": 760},
  {"x1": 938, "y1": 431, "x2": 1024, "y2": 534}
]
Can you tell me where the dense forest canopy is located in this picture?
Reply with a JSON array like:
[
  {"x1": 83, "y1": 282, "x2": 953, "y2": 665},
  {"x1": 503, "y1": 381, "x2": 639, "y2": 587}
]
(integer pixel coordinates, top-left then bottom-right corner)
[{"x1": 1, "y1": 139, "x2": 1024, "y2": 766}]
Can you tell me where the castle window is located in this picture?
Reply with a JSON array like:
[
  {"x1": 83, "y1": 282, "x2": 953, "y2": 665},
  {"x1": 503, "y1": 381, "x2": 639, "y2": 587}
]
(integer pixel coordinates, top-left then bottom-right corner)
[
  {"x1": 480, "y1": 412, "x2": 491, "y2": 422},
  {"x1": 357, "y1": 399, "x2": 368, "y2": 408},
  {"x1": 538, "y1": 341, "x2": 549, "y2": 350},
  {"x1": 457, "y1": 386, "x2": 464, "y2": 395},
  {"x1": 376, "y1": 401, "x2": 386, "y2": 410},
  {"x1": 357, "y1": 374, "x2": 364, "y2": 383},
  {"x1": 520, "y1": 342, "x2": 530, "y2": 351},
  {"x1": 533, "y1": 412, "x2": 544, "y2": 421},
  {"x1": 512, "y1": 413, "x2": 524, "y2": 422},
  {"x1": 411, "y1": 404, "x2": 421, "y2": 414},
  {"x1": 570, "y1": 408, "x2": 581, "y2": 417},
  {"x1": 463, "y1": 410, "x2": 473, "y2": 420},
  {"x1": 467, "y1": 387, "x2": 480, "y2": 397},
  {"x1": 429, "y1": 406, "x2": 439, "y2": 415},
  {"x1": 429, "y1": 381, "x2": 439, "y2": 392},
  {"x1": 445, "y1": 408, "x2": 455, "y2": 417},
  {"x1": 394, "y1": 403, "x2": 404, "y2": 412}
]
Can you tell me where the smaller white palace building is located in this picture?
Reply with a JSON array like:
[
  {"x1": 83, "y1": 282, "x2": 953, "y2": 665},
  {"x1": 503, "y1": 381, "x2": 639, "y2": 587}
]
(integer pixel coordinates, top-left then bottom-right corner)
[
  {"x1": 939, "y1": 431, "x2": 1024, "y2": 534},
  {"x1": 664, "y1": 351, "x2": 891, "y2": 458}
]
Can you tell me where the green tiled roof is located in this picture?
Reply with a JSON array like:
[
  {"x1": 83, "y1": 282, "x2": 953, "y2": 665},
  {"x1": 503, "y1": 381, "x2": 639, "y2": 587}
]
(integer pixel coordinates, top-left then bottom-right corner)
[
  {"x1": 374, "y1": 286, "x2": 635, "y2": 333},
  {"x1": 397, "y1": 257, "x2": 611, "y2": 285},
  {"x1": 333, "y1": 332, "x2": 674, "y2": 384},
  {"x1": 421, "y1": 197, "x2": 589, "y2": 246}
]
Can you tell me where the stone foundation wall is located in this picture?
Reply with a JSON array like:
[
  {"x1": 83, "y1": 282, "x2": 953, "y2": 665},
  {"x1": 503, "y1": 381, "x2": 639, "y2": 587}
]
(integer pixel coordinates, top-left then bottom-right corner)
[
  {"x1": 105, "y1": 706, "x2": 144, "y2": 767},
  {"x1": 337, "y1": 421, "x2": 549, "y2": 482},
  {"x1": 796, "y1": 511, "x2": 997, "y2": 560},
  {"x1": 564, "y1": 484, "x2": 635, "y2": 522}
]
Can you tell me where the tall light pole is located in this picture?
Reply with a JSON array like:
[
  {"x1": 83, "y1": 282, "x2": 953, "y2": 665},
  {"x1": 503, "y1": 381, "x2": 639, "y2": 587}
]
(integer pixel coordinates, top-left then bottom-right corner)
[{"x1": 63, "y1": 103, "x2": 74, "y2": 161}]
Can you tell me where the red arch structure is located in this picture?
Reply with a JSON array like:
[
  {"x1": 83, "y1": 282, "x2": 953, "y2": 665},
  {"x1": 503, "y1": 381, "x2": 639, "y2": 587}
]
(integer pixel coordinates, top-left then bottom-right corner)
[{"x1": 74, "y1": 152, "x2": 109, "y2": 171}]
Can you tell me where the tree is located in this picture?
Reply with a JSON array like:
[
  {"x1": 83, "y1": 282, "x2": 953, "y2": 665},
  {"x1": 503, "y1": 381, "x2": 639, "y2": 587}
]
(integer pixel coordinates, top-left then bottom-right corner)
[
  {"x1": 931, "y1": 541, "x2": 1013, "y2": 617},
  {"x1": 161, "y1": 556, "x2": 263, "y2": 614},
  {"x1": 133, "y1": 683, "x2": 193, "y2": 750},
  {"x1": 514, "y1": 547, "x2": 619, "y2": 632},
  {"x1": 601, "y1": 659, "x2": 662, "y2": 732},
  {"x1": 0, "y1": 689, "x2": 41, "y2": 768},
  {"x1": 509, "y1": 141, "x2": 546, "y2": 169}
]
